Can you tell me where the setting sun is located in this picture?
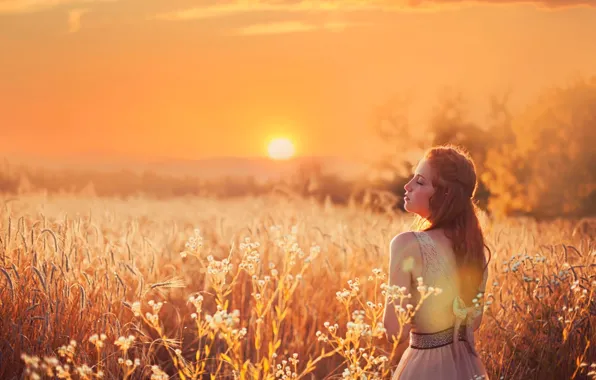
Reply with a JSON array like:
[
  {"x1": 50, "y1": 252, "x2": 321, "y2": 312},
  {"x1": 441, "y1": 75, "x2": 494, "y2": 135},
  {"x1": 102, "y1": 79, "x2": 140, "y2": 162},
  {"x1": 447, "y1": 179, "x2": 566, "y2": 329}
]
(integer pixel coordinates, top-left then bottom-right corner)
[{"x1": 267, "y1": 138, "x2": 296, "y2": 160}]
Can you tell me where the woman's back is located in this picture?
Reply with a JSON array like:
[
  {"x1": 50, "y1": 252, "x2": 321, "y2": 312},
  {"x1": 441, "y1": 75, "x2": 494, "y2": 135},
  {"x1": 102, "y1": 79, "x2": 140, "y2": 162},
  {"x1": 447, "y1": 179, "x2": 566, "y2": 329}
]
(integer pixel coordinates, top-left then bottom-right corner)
[
  {"x1": 392, "y1": 230, "x2": 489, "y2": 380},
  {"x1": 410, "y1": 230, "x2": 461, "y2": 334}
]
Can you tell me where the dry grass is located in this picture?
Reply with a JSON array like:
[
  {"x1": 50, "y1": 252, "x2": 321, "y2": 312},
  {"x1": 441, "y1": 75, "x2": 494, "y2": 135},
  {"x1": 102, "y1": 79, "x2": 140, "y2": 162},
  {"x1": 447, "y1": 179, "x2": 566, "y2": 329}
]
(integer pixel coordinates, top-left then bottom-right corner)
[{"x1": 0, "y1": 194, "x2": 594, "y2": 380}]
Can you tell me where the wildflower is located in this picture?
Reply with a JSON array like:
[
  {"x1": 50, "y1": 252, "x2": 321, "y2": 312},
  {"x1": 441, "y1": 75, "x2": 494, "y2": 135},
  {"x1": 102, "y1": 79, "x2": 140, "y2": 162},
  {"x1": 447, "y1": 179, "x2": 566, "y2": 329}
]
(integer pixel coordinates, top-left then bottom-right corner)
[
  {"x1": 180, "y1": 228, "x2": 203, "y2": 257},
  {"x1": 114, "y1": 335, "x2": 135, "y2": 353},
  {"x1": 207, "y1": 257, "x2": 233, "y2": 287},
  {"x1": 150, "y1": 365, "x2": 169, "y2": 380},
  {"x1": 310, "y1": 244, "x2": 321, "y2": 259},
  {"x1": 89, "y1": 334, "x2": 107, "y2": 349},
  {"x1": 131, "y1": 302, "x2": 141, "y2": 317},
  {"x1": 145, "y1": 312, "x2": 160, "y2": 328},
  {"x1": 204, "y1": 309, "x2": 242, "y2": 333},
  {"x1": 188, "y1": 295, "x2": 204, "y2": 313}
]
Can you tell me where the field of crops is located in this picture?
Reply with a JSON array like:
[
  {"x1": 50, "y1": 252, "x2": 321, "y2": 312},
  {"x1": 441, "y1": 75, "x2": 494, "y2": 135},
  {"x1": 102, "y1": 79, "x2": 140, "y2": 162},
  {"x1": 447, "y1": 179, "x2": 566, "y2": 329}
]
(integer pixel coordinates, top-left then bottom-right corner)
[{"x1": 1, "y1": 195, "x2": 594, "y2": 379}]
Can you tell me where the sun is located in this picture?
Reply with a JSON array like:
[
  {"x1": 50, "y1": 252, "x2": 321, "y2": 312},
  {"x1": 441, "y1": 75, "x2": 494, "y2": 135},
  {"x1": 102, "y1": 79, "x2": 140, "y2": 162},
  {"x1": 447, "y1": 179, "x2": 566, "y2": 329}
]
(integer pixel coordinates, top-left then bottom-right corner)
[{"x1": 267, "y1": 137, "x2": 296, "y2": 160}]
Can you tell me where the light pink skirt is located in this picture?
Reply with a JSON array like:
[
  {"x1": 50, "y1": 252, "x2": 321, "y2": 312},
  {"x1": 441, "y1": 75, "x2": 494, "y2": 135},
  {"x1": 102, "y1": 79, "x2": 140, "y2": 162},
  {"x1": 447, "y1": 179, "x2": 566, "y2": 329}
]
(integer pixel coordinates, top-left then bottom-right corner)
[{"x1": 392, "y1": 326, "x2": 489, "y2": 380}]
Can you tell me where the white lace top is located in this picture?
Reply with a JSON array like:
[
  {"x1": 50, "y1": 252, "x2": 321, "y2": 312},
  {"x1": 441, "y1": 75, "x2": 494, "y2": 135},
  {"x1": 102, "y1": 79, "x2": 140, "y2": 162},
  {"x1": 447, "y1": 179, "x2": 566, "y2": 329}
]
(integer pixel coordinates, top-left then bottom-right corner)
[{"x1": 411, "y1": 231, "x2": 488, "y2": 356}]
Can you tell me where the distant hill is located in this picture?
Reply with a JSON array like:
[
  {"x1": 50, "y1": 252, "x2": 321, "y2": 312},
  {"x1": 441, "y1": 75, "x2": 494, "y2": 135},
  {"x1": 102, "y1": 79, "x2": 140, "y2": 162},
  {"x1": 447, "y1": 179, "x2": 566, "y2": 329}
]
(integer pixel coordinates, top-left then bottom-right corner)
[
  {"x1": 1, "y1": 153, "x2": 371, "y2": 181},
  {"x1": 148, "y1": 156, "x2": 369, "y2": 181}
]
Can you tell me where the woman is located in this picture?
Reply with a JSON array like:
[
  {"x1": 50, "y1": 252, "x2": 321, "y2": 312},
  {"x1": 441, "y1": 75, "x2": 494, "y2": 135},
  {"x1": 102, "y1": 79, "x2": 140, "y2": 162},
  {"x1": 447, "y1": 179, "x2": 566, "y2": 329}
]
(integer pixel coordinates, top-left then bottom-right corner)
[{"x1": 383, "y1": 144, "x2": 491, "y2": 379}]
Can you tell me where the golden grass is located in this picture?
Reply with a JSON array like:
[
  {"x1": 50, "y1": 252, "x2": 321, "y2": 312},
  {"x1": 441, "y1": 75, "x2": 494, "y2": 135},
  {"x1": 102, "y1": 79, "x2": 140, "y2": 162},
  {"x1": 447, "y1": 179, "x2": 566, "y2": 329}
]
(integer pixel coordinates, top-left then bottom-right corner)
[{"x1": 0, "y1": 194, "x2": 594, "y2": 380}]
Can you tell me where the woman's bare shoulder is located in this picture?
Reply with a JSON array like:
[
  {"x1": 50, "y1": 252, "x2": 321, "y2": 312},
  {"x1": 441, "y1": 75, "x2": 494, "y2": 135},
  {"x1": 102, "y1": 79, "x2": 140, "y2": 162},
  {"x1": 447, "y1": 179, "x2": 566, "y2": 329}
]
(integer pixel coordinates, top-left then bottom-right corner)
[
  {"x1": 389, "y1": 231, "x2": 423, "y2": 272},
  {"x1": 389, "y1": 231, "x2": 419, "y2": 250}
]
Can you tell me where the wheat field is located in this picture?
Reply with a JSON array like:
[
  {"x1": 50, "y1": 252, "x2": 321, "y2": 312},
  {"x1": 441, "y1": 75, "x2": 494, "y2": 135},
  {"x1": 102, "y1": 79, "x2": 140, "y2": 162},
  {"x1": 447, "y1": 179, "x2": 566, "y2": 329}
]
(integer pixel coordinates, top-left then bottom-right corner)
[{"x1": 0, "y1": 194, "x2": 594, "y2": 380}]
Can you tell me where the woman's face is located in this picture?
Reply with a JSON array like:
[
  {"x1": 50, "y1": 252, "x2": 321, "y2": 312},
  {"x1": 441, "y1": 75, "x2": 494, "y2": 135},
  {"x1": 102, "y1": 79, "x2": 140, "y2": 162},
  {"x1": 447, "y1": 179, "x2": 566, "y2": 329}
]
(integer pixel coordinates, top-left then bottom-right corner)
[{"x1": 403, "y1": 159, "x2": 436, "y2": 219}]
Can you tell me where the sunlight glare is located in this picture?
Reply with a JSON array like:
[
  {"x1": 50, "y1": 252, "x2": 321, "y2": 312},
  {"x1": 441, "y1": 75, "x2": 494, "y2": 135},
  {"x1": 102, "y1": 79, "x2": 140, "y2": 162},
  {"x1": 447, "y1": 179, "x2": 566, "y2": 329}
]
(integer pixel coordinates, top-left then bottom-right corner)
[{"x1": 267, "y1": 137, "x2": 295, "y2": 160}]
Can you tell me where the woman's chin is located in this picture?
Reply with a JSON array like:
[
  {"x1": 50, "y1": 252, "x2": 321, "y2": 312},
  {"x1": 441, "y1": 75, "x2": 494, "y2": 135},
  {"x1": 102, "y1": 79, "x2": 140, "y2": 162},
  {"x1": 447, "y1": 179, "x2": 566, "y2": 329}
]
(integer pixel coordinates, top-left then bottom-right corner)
[
  {"x1": 404, "y1": 203, "x2": 422, "y2": 217},
  {"x1": 403, "y1": 202, "x2": 413, "y2": 213}
]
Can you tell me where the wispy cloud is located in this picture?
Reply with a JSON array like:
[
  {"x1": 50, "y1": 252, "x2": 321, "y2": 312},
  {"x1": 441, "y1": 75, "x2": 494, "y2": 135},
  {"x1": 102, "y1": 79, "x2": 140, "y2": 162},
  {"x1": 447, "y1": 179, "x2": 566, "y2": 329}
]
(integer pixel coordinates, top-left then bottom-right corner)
[
  {"x1": 236, "y1": 20, "x2": 317, "y2": 35},
  {"x1": 153, "y1": 1, "x2": 401, "y2": 21},
  {"x1": 234, "y1": 20, "x2": 364, "y2": 36},
  {"x1": 458, "y1": 0, "x2": 594, "y2": 8},
  {"x1": 0, "y1": 0, "x2": 115, "y2": 14},
  {"x1": 67, "y1": 7, "x2": 88, "y2": 32},
  {"x1": 154, "y1": 0, "x2": 594, "y2": 21}
]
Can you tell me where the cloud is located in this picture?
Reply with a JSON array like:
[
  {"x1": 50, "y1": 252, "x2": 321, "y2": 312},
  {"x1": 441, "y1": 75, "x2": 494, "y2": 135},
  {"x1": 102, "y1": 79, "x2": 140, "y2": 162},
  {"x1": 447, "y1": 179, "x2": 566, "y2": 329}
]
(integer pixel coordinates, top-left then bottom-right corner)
[
  {"x1": 431, "y1": 0, "x2": 594, "y2": 8},
  {"x1": 153, "y1": 1, "x2": 399, "y2": 21},
  {"x1": 234, "y1": 20, "x2": 364, "y2": 36},
  {"x1": 0, "y1": 0, "x2": 116, "y2": 14},
  {"x1": 153, "y1": 0, "x2": 594, "y2": 21},
  {"x1": 236, "y1": 20, "x2": 317, "y2": 35},
  {"x1": 67, "y1": 7, "x2": 88, "y2": 32}
]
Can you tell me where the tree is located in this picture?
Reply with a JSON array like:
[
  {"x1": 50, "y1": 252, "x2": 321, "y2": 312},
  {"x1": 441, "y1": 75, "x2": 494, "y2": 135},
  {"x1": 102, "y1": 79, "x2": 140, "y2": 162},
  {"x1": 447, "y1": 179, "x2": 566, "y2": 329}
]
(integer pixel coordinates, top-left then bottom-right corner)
[
  {"x1": 372, "y1": 87, "x2": 510, "y2": 210},
  {"x1": 483, "y1": 77, "x2": 596, "y2": 218},
  {"x1": 371, "y1": 93, "x2": 429, "y2": 181},
  {"x1": 425, "y1": 88, "x2": 501, "y2": 209}
]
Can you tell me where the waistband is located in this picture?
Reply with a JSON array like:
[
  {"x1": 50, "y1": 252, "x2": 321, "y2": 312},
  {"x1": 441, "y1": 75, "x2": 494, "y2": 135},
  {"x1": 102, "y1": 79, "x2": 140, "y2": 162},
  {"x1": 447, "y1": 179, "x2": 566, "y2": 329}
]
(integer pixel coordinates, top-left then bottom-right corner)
[{"x1": 409, "y1": 324, "x2": 468, "y2": 349}]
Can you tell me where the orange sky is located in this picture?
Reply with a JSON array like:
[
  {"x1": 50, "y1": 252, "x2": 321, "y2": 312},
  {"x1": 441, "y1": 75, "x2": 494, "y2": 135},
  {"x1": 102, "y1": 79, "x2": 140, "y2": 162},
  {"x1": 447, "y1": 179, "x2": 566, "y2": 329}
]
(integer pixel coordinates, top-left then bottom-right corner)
[{"x1": 1, "y1": 0, "x2": 595, "y2": 162}]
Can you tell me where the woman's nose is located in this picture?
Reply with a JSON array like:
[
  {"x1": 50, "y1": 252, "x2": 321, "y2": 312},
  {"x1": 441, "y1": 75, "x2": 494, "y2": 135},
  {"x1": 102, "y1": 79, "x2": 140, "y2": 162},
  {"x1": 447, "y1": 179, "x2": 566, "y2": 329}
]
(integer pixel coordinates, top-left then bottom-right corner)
[{"x1": 404, "y1": 182, "x2": 411, "y2": 192}]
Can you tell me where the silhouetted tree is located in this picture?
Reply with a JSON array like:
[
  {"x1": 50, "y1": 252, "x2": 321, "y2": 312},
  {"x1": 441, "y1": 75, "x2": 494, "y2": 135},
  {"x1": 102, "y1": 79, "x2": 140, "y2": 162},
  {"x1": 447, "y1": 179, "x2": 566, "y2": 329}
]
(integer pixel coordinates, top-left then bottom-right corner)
[
  {"x1": 483, "y1": 77, "x2": 596, "y2": 218},
  {"x1": 371, "y1": 87, "x2": 514, "y2": 211}
]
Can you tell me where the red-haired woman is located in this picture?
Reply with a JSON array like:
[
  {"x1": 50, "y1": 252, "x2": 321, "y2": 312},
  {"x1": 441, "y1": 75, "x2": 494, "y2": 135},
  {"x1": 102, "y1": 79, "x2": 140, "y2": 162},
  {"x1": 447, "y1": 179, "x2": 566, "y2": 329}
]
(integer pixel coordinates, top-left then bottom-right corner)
[{"x1": 383, "y1": 144, "x2": 491, "y2": 379}]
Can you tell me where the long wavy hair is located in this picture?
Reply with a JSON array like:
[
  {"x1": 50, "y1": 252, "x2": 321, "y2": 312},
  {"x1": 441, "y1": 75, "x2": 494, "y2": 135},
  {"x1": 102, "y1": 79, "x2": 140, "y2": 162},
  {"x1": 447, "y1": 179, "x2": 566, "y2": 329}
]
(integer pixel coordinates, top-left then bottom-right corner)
[{"x1": 412, "y1": 144, "x2": 491, "y2": 304}]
